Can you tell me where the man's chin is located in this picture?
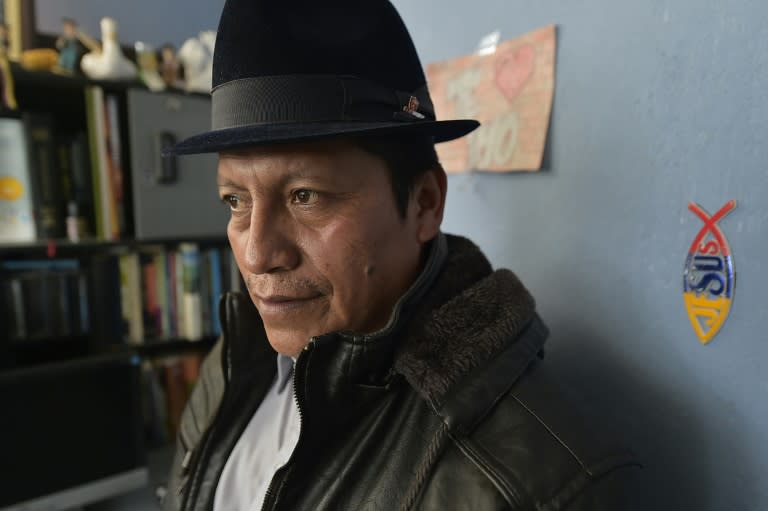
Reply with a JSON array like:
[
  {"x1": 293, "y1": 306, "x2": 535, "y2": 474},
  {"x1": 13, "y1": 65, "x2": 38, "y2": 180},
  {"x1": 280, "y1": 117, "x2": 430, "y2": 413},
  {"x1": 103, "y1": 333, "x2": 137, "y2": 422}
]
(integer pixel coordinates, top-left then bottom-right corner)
[{"x1": 263, "y1": 326, "x2": 314, "y2": 357}]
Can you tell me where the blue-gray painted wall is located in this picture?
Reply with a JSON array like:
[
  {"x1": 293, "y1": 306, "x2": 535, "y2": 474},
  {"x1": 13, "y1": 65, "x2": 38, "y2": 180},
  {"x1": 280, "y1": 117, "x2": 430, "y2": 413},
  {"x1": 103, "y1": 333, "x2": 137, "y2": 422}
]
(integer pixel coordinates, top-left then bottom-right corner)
[
  {"x1": 35, "y1": 1, "x2": 768, "y2": 509},
  {"x1": 392, "y1": 1, "x2": 767, "y2": 508},
  {"x1": 34, "y1": 0, "x2": 225, "y2": 48}
]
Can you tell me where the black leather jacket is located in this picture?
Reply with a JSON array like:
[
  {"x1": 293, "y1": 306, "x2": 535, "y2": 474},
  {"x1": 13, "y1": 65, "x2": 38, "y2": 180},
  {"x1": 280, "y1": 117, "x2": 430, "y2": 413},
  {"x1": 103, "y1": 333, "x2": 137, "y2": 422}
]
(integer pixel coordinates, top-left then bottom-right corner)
[{"x1": 165, "y1": 235, "x2": 640, "y2": 510}]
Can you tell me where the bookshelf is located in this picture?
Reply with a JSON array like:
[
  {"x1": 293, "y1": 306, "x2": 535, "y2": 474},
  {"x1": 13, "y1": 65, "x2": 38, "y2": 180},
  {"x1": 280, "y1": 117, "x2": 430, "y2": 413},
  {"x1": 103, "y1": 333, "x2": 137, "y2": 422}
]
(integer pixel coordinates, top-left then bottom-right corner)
[{"x1": 0, "y1": 63, "x2": 232, "y2": 509}]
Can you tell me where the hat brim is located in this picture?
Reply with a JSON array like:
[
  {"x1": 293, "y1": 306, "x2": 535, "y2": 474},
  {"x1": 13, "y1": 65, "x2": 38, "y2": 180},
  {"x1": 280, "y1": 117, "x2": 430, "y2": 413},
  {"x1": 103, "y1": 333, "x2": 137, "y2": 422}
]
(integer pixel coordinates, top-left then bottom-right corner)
[{"x1": 165, "y1": 119, "x2": 480, "y2": 156}]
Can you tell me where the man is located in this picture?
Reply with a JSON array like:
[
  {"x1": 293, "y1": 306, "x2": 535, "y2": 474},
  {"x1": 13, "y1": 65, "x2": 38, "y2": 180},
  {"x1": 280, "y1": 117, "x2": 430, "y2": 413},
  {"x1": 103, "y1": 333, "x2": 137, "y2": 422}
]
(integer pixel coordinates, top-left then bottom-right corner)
[{"x1": 164, "y1": 1, "x2": 640, "y2": 509}]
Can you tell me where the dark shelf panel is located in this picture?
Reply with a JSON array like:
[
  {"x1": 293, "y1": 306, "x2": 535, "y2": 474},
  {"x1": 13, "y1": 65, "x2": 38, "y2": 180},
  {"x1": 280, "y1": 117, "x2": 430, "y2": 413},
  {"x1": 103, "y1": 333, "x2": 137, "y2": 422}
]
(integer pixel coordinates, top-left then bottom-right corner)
[
  {"x1": 10, "y1": 62, "x2": 210, "y2": 98},
  {"x1": 12, "y1": 62, "x2": 144, "y2": 92},
  {"x1": 2, "y1": 336, "x2": 218, "y2": 373},
  {"x1": 127, "y1": 336, "x2": 218, "y2": 359},
  {"x1": 0, "y1": 236, "x2": 229, "y2": 257}
]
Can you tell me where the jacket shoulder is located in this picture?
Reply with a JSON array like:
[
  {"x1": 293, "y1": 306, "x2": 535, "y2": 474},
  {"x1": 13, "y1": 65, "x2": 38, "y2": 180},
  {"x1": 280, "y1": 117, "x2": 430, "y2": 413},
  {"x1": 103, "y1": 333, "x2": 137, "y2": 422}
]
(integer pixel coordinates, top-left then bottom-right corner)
[
  {"x1": 458, "y1": 357, "x2": 640, "y2": 509},
  {"x1": 179, "y1": 337, "x2": 226, "y2": 444}
]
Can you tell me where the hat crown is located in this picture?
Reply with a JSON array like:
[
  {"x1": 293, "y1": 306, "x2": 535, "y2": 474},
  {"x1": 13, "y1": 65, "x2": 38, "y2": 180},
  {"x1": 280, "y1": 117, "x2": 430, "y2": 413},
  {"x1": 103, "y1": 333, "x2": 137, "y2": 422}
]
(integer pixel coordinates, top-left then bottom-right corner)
[
  {"x1": 213, "y1": 0, "x2": 427, "y2": 92},
  {"x1": 166, "y1": 0, "x2": 479, "y2": 156}
]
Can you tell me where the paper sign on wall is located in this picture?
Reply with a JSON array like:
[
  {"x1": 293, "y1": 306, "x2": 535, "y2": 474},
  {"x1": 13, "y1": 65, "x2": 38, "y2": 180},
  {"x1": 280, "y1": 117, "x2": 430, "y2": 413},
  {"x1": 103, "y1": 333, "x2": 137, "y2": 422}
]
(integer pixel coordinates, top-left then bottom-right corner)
[{"x1": 427, "y1": 25, "x2": 557, "y2": 173}]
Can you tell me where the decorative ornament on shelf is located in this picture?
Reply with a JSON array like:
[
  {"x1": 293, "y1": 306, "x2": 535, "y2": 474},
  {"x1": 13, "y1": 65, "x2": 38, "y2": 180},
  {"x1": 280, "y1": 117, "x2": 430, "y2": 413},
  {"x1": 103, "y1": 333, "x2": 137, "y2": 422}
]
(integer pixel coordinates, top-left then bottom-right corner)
[
  {"x1": 178, "y1": 31, "x2": 215, "y2": 93},
  {"x1": 80, "y1": 17, "x2": 137, "y2": 81},
  {"x1": 53, "y1": 17, "x2": 81, "y2": 74},
  {"x1": 159, "y1": 43, "x2": 182, "y2": 89},
  {"x1": 134, "y1": 41, "x2": 166, "y2": 91}
]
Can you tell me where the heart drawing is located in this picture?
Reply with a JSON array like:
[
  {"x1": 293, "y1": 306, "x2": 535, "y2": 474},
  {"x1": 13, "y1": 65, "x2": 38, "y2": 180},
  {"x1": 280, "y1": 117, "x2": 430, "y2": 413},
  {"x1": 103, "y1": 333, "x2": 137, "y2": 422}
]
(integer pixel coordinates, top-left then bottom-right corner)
[{"x1": 494, "y1": 44, "x2": 535, "y2": 103}]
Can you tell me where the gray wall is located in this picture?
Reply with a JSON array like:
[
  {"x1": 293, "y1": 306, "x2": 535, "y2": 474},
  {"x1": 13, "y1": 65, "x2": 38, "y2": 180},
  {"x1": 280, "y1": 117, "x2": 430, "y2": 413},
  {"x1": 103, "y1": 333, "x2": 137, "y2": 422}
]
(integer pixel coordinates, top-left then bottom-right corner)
[
  {"x1": 34, "y1": 0, "x2": 224, "y2": 48},
  {"x1": 35, "y1": 1, "x2": 768, "y2": 509},
  {"x1": 390, "y1": 0, "x2": 767, "y2": 508}
]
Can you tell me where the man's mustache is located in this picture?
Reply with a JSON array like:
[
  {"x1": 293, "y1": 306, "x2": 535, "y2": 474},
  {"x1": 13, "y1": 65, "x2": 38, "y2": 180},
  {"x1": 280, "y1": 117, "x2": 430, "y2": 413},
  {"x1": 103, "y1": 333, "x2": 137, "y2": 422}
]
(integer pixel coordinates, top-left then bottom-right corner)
[{"x1": 245, "y1": 274, "x2": 331, "y2": 298}]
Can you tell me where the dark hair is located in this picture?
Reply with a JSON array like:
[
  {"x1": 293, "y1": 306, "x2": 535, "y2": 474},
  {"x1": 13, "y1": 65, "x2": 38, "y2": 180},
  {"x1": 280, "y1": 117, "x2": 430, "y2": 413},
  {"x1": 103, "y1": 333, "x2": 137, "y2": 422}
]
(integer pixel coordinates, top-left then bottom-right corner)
[{"x1": 351, "y1": 135, "x2": 440, "y2": 218}]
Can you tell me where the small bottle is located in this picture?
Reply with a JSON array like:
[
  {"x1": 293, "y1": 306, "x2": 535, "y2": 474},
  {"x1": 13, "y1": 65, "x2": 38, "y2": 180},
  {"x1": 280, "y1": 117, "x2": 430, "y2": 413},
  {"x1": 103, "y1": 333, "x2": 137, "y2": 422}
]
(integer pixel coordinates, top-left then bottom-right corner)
[{"x1": 66, "y1": 201, "x2": 81, "y2": 242}]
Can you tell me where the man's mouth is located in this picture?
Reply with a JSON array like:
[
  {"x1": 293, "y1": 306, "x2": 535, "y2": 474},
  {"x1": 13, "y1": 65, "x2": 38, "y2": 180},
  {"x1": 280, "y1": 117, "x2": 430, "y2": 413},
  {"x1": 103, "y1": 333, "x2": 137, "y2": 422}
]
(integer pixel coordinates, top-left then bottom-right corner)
[{"x1": 253, "y1": 293, "x2": 324, "y2": 315}]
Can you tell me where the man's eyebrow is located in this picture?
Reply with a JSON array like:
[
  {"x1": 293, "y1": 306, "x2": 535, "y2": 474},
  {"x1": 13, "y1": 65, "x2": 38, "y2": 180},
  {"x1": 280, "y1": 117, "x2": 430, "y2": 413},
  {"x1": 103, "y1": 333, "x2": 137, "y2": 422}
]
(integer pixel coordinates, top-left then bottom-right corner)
[{"x1": 217, "y1": 178, "x2": 247, "y2": 189}]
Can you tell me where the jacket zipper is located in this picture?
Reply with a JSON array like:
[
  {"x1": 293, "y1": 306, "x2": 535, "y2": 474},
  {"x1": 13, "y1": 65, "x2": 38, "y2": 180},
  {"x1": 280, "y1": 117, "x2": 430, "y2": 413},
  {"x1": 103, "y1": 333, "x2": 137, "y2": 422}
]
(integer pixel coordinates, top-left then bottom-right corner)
[{"x1": 259, "y1": 338, "x2": 315, "y2": 511}]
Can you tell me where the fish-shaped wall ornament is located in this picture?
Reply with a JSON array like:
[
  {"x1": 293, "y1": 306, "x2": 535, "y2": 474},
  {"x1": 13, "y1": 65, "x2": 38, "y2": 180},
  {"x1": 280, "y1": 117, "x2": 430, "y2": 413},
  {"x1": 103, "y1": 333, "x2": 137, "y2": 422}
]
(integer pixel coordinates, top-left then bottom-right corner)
[{"x1": 683, "y1": 200, "x2": 737, "y2": 344}]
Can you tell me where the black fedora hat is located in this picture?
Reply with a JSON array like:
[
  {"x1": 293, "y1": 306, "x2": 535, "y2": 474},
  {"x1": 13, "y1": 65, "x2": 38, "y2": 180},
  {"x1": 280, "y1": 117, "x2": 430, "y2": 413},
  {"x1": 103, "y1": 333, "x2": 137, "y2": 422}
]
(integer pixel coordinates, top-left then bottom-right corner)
[{"x1": 168, "y1": 0, "x2": 479, "y2": 155}]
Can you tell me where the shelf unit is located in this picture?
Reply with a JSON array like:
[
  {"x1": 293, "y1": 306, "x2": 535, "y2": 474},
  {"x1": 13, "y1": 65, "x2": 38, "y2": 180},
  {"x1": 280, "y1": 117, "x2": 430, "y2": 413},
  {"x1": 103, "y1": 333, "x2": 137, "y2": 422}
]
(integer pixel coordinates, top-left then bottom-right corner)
[{"x1": 0, "y1": 62, "x2": 230, "y2": 509}]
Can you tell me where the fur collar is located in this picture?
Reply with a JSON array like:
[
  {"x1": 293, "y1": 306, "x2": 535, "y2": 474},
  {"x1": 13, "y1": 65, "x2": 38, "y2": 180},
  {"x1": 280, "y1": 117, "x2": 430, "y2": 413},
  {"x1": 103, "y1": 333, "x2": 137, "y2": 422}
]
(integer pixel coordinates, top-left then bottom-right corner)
[{"x1": 394, "y1": 235, "x2": 538, "y2": 404}]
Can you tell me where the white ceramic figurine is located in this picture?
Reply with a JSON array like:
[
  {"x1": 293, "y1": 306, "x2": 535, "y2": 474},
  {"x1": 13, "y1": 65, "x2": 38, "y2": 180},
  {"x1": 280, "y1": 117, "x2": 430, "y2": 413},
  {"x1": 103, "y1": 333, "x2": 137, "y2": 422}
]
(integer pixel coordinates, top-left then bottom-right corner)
[
  {"x1": 178, "y1": 31, "x2": 216, "y2": 93},
  {"x1": 80, "y1": 17, "x2": 137, "y2": 81}
]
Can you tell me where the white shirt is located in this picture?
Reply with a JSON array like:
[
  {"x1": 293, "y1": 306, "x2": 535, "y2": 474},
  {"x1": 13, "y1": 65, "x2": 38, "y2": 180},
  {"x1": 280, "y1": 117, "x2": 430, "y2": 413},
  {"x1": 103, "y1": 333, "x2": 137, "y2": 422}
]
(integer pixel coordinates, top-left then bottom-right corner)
[{"x1": 213, "y1": 354, "x2": 301, "y2": 511}]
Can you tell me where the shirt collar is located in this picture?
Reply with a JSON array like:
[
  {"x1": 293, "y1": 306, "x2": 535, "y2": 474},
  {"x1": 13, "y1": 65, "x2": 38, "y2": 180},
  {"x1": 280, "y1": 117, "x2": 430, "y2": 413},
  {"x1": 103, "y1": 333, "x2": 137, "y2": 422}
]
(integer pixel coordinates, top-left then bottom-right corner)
[{"x1": 275, "y1": 354, "x2": 295, "y2": 393}]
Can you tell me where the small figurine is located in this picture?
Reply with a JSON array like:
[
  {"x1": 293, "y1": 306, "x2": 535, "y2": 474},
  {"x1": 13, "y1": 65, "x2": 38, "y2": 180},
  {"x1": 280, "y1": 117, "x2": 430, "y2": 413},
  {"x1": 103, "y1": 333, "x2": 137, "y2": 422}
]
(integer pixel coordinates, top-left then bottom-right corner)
[
  {"x1": 178, "y1": 31, "x2": 215, "y2": 93},
  {"x1": 159, "y1": 43, "x2": 181, "y2": 88},
  {"x1": 80, "y1": 17, "x2": 137, "y2": 81},
  {"x1": 54, "y1": 17, "x2": 80, "y2": 74},
  {"x1": 134, "y1": 41, "x2": 165, "y2": 91}
]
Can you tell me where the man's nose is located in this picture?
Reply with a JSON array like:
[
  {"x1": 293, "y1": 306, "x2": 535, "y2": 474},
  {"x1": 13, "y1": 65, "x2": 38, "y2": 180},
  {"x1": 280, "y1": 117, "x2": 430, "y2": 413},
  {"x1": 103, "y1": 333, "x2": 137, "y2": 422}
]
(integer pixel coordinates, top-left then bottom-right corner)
[{"x1": 242, "y1": 204, "x2": 300, "y2": 275}]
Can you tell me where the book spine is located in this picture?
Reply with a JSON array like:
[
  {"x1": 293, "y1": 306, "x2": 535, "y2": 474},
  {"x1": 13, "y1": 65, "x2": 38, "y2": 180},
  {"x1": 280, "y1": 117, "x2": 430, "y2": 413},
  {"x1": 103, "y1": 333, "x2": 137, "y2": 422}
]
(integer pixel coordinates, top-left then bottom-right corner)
[
  {"x1": 85, "y1": 86, "x2": 114, "y2": 241},
  {"x1": 174, "y1": 250, "x2": 186, "y2": 339},
  {"x1": 199, "y1": 250, "x2": 211, "y2": 336},
  {"x1": 89, "y1": 253, "x2": 124, "y2": 345},
  {"x1": 208, "y1": 249, "x2": 223, "y2": 336},
  {"x1": 140, "y1": 251, "x2": 160, "y2": 340},
  {"x1": 104, "y1": 93, "x2": 126, "y2": 238},
  {"x1": 23, "y1": 113, "x2": 64, "y2": 239},
  {"x1": 179, "y1": 243, "x2": 203, "y2": 341},
  {"x1": 0, "y1": 117, "x2": 36, "y2": 242},
  {"x1": 154, "y1": 250, "x2": 170, "y2": 339},
  {"x1": 70, "y1": 132, "x2": 95, "y2": 237}
]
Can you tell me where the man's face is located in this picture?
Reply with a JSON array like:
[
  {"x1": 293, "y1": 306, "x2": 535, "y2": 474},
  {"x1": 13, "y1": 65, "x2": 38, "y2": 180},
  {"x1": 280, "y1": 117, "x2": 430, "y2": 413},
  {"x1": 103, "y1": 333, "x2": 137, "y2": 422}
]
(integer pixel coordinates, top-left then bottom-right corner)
[{"x1": 217, "y1": 140, "x2": 443, "y2": 356}]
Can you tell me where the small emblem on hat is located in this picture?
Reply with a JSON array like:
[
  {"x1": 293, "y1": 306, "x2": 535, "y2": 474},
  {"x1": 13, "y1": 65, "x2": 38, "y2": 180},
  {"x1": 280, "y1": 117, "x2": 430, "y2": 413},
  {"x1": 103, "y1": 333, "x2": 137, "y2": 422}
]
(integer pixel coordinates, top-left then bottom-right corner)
[{"x1": 403, "y1": 96, "x2": 425, "y2": 119}]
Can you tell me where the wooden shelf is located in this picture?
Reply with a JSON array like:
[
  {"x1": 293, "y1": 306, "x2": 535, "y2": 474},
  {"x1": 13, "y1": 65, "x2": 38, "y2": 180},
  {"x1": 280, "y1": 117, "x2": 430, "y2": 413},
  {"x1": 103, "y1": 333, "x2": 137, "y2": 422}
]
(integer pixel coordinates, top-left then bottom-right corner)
[{"x1": 0, "y1": 236, "x2": 229, "y2": 257}]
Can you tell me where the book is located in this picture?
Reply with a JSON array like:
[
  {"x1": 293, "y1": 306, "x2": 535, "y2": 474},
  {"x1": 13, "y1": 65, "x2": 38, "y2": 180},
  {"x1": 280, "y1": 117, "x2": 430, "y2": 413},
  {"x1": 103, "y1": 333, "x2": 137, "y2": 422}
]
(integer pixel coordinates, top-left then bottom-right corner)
[
  {"x1": 154, "y1": 249, "x2": 170, "y2": 338},
  {"x1": 207, "y1": 248, "x2": 223, "y2": 336},
  {"x1": 69, "y1": 132, "x2": 95, "y2": 237},
  {"x1": 23, "y1": 113, "x2": 64, "y2": 239},
  {"x1": 179, "y1": 243, "x2": 203, "y2": 341},
  {"x1": 199, "y1": 249, "x2": 212, "y2": 336},
  {"x1": 0, "y1": 116, "x2": 36, "y2": 242},
  {"x1": 104, "y1": 93, "x2": 127, "y2": 237},
  {"x1": 1, "y1": 259, "x2": 87, "y2": 341},
  {"x1": 85, "y1": 85, "x2": 117, "y2": 240},
  {"x1": 139, "y1": 248, "x2": 162, "y2": 340},
  {"x1": 89, "y1": 253, "x2": 124, "y2": 345},
  {"x1": 118, "y1": 251, "x2": 144, "y2": 345}
]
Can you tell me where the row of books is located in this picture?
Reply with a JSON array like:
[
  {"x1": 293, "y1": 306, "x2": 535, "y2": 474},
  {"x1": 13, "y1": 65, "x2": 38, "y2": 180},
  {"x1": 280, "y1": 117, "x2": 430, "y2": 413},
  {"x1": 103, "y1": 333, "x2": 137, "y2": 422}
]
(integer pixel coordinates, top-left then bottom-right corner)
[
  {"x1": 114, "y1": 243, "x2": 242, "y2": 344},
  {"x1": 1, "y1": 244, "x2": 242, "y2": 344},
  {"x1": 0, "y1": 85, "x2": 128, "y2": 243},
  {"x1": 0, "y1": 259, "x2": 89, "y2": 340}
]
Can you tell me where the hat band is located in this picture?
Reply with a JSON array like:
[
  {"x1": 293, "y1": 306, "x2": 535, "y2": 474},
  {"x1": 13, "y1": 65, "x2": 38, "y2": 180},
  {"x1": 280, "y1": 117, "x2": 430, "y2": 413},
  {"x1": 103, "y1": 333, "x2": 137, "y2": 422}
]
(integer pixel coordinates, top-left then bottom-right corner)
[{"x1": 211, "y1": 75, "x2": 435, "y2": 130}]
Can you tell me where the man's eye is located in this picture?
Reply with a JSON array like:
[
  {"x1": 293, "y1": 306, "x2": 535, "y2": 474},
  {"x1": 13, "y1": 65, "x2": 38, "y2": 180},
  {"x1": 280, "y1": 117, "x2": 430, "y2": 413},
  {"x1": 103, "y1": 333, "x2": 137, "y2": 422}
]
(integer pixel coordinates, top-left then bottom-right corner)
[
  {"x1": 221, "y1": 194, "x2": 241, "y2": 210},
  {"x1": 291, "y1": 189, "x2": 319, "y2": 205}
]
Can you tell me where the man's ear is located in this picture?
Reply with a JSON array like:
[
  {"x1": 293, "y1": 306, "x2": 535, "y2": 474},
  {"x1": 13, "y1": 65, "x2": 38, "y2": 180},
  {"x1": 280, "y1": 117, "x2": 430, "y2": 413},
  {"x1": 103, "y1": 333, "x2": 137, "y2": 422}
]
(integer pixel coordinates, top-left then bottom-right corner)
[{"x1": 410, "y1": 165, "x2": 447, "y2": 243}]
